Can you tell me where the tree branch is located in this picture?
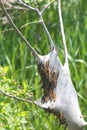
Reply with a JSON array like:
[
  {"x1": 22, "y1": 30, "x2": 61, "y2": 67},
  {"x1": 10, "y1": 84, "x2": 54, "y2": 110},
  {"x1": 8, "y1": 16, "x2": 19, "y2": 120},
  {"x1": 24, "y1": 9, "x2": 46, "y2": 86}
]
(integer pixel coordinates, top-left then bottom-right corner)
[
  {"x1": 0, "y1": 1, "x2": 40, "y2": 61},
  {"x1": 58, "y1": 0, "x2": 69, "y2": 67},
  {"x1": 20, "y1": 20, "x2": 41, "y2": 29},
  {"x1": 41, "y1": 0, "x2": 56, "y2": 14},
  {"x1": 0, "y1": 90, "x2": 34, "y2": 103},
  {"x1": 0, "y1": 90, "x2": 56, "y2": 111},
  {"x1": 39, "y1": 14, "x2": 55, "y2": 50},
  {"x1": 0, "y1": 6, "x2": 28, "y2": 11},
  {"x1": 17, "y1": 0, "x2": 55, "y2": 50},
  {"x1": 17, "y1": 0, "x2": 37, "y2": 12},
  {"x1": 0, "y1": 90, "x2": 40, "y2": 107}
]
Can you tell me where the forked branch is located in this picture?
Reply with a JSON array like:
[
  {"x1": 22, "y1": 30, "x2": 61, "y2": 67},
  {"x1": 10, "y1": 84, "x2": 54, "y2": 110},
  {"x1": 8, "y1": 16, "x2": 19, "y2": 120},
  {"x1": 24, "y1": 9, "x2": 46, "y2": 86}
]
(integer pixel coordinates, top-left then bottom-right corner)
[{"x1": 17, "y1": 0, "x2": 55, "y2": 49}]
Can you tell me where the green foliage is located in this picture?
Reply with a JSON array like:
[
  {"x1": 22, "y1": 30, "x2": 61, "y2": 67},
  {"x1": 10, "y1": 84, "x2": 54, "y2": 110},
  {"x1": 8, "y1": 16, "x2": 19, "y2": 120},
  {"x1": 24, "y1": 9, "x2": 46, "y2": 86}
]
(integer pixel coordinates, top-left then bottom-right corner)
[{"x1": 0, "y1": 0, "x2": 87, "y2": 129}]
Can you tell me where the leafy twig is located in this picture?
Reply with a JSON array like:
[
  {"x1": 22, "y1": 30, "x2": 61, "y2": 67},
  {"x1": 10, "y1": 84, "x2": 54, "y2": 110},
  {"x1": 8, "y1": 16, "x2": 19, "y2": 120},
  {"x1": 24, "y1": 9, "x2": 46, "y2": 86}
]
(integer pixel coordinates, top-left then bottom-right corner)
[{"x1": 0, "y1": 90, "x2": 38, "y2": 106}]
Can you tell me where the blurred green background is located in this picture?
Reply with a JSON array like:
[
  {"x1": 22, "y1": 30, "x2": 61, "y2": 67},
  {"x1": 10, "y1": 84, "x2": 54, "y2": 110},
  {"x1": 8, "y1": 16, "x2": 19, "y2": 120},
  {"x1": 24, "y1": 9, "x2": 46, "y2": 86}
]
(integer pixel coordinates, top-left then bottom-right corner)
[{"x1": 0, "y1": 0, "x2": 87, "y2": 129}]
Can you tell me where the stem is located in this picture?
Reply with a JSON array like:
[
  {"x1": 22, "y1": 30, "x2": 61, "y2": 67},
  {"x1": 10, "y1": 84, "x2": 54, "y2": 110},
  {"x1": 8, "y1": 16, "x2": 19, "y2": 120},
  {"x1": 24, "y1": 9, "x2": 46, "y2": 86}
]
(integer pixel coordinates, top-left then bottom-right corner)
[
  {"x1": 58, "y1": 0, "x2": 68, "y2": 65},
  {"x1": 17, "y1": 0, "x2": 36, "y2": 12},
  {"x1": 0, "y1": 1, "x2": 40, "y2": 61},
  {"x1": 0, "y1": 90, "x2": 42, "y2": 108},
  {"x1": 17, "y1": 0, "x2": 55, "y2": 50},
  {"x1": 40, "y1": 14, "x2": 54, "y2": 49}
]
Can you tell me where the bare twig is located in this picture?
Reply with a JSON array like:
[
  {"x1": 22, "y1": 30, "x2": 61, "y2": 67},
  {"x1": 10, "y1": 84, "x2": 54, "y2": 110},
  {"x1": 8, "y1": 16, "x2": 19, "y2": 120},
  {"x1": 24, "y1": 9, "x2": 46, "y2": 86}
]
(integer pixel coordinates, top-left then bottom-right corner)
[
  {"x1": 20, "y1": 20, "x2": 41, "y2": 29},
  {"x1": 2, "y1": 28, "x2": 13, "y2": 33},
  {"x1": 17, "y1": 0, "x2": 55, "y2": 49},
  {"x1": 17, "y1": 0, "x2": 37, "y2": 12},
  {"x1": 58, "y1": 0, "x2": 68, "y2": 66},
  {"x1": 0, "y1": 1, "x2": 40, "y2": 61},
  {"x1": 0, "y1": 6, "x2": 28, "y2": 11},
  {"x1": 40, "y1": 14, "x2": 54, "y2": 49},
  {"x1": 41, "y1": 0, "x2": 56, "y2": 14}
]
